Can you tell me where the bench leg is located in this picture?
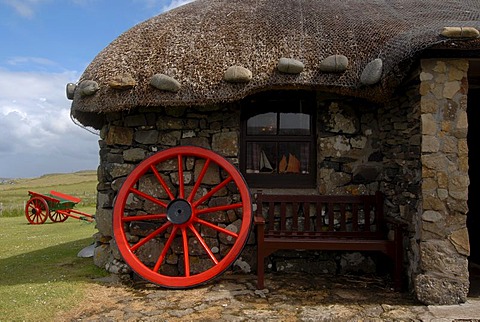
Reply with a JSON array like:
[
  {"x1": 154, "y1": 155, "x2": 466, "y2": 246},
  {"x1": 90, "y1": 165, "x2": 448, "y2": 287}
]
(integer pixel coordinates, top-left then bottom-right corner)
[
  {"x1": 256, "y1": 223, "x2": 265, "y2": 289},
  {"x1": 392, "y1": 227, "x2": 404, "y2": 291}
]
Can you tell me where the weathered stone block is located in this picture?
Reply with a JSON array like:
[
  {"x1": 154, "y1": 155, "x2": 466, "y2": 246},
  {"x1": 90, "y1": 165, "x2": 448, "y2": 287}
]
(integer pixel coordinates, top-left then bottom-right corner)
[
  {"x1": 158, "y1": 131, "x2": 182, "y2": 146},
  {"x1": 194, "y1": 159, "x2": 221, "y2": 184},
  {"x1": 134, "y1": 130, "x2": 159, "y2": 144},
  {"x1": 320, "y1": 102, "x2": 359, "y2": 134},
  {"x1": 123, "y1": 148, "x2": 147, "y2": 162},
  {"x1": 106, "y1": 126, "x2": 133, "y2": 146},
  {"x1": 95, "y1": 207, "x2": 113, "y2": 237},
  {"x1": 419, "y1": 240, "x2": 468, "y2": 277},
  {"x1": 93, "y1": 244, "x2": 112, "y2": 268},
  {"x1": 219, "y1": 219, "x2": 241, "y2": 245},
  {"x1": 157, "y1": 117, "x2": 184, "y2": 130},
  {"x1": 106, "y1": 163, "x2": 135, "y2": 179},
  {"x1": 414, "y1": 273, "x2": 468, "y2": 305},
  {"x1": 180, "y1": 136, "x2": 210, "y2": 148},
  {"x1": 135, "y1": 239, "x2": 164, "y2": 266},
  {"x1": 139, "y1": 173, "x2": 172, "y2": 199},
  {"x1": 212, "y1": 131, "x2": 238, "y2": 157},
  {"x1": 449, "y1": 228, "x2": 470, "y2": 256},
  {"x1": 124, "y1": 114, "x2": 147, "y2": 127},
  {"x1": 97, "y1": 191, "x2": 114, "y2": 208}
]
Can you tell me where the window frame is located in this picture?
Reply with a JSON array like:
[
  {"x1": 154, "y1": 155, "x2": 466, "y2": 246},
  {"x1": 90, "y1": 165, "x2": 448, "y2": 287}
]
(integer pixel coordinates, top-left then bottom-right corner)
[{"x1": 240, "y1": 91, "x2": 316, "y2": 188}]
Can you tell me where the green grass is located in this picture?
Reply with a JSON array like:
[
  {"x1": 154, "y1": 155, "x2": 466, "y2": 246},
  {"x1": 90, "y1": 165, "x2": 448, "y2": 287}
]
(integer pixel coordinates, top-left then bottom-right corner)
[
  {"x1": 0, "y1": 171, "x2": 107, "y2": 321},
  {"x1": 0, "y1": 170, "x2": 97, "y2": 218},
  {"x1": 0, "y1": 217, "x2": 109, "y2": 322}
]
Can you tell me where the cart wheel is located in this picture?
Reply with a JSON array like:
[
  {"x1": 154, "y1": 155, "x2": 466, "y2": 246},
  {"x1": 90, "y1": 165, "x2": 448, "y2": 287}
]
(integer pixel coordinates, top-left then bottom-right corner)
[
  {"x1": 113, "y1": 146, "x2": 253, "y2": 288},
  {"x1": 25, "y1": 197, "x2": 49, "y2": 224},
  {"x1": 49, "y1": 210, "x2": 68, "y2": 222}
]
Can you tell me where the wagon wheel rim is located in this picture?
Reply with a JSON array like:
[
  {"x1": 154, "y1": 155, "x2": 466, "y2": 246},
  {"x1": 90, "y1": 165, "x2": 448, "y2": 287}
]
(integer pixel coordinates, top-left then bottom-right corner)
[
  {"x1": 25, "y1": 197, "x2": 49, "y2": 224},
  {"x1": 49, "y1": 210, "x2": 68, "y2": 222},
  {"x1": 113, "y1": 146, "x2": 253, "y2": 288}
]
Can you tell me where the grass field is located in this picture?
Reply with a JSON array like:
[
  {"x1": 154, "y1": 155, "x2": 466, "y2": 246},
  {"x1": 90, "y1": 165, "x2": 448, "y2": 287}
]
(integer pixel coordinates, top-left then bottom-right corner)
[
  {"x1": 0, "y1": 217, "x2": 108, "y2": 321},
  {"x1": 0, "y1": 170, "x2": 97, "y2": 218},
  {"x1": 0, "y1": 171, "x2": 106, "y2": 321}
]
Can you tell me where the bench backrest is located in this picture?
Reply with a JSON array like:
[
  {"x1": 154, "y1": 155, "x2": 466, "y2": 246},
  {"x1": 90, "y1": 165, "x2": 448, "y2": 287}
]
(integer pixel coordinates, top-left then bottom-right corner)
[{"x1": 255, "y1": 191, "x2": 386, "y2": 239}]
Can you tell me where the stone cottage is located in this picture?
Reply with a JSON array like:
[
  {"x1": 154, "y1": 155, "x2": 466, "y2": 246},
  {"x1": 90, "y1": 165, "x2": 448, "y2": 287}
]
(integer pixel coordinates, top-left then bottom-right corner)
[{"x1": 68, "y1": 0, "x2": 480, "y2": 305}]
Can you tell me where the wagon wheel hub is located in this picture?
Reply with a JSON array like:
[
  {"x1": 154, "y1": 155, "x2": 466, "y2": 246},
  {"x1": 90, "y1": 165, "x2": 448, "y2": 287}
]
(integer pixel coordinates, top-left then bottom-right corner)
[{"x1": 167, "y1": 199, "x2": 192, "y2": 225}]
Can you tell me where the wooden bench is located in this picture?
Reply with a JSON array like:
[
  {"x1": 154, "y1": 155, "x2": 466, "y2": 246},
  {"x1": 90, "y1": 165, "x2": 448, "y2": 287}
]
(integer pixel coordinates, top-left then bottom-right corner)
[{"x1": 254, "y1": 191, "x2": 404, "y2": 291}]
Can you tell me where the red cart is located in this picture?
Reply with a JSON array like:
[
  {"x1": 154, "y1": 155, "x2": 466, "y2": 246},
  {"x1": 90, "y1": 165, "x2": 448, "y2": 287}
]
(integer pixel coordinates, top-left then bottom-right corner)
[{"x1": 25, "y1": 190, "x2": 95, "y2": 224}]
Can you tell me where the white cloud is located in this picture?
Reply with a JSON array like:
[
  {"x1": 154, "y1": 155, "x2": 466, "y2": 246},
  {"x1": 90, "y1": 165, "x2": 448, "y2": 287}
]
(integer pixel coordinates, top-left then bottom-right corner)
[
  {"x1": 0, "y1": 69, "x2": 99, "y2": 178},
  {"x1": 129, "y1": 0, "x2": 195, "y2": 13},
  {"x1": 6, "y1": 56, "x2": 58, "y2": 69},
  {"x1": 162, "y1": 0, "x2": 195, "y2": 12},
  {"x1": 2, "y1": 0, "x2": 49, "y2": 18}
]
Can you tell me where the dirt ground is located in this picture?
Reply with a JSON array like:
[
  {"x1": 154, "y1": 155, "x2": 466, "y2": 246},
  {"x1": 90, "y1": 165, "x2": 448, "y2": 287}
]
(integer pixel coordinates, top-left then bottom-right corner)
[
  {"x1": 54, "y1": 262, "x2": 480, "y2": 321},
  {"x1": 55, "y1": 271, "x2": 444, "y2": 322}
]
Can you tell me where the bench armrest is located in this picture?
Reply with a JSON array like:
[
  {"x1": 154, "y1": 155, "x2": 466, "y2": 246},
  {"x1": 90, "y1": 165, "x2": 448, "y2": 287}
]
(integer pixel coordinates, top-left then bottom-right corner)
[{"x1": 254, "y1": 215, "x2": 265, "y2": 225}]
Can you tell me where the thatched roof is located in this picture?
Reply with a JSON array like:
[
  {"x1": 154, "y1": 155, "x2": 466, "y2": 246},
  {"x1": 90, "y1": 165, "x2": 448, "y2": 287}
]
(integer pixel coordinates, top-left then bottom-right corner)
[{"x1": 70, "y1": 0, "x2": 480, "y2": 129}]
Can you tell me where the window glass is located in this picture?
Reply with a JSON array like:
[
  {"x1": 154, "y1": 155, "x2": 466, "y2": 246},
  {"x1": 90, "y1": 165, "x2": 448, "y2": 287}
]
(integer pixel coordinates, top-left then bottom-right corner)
[
  {"x1": 246, "y1": 142, "x2": 276, "y2": 173},
  {"x1": 279, "y1": 113, "x2": 310, "y2": 135},
  {"x1": 241, "y1": 91, "x2": 315, "y2": 188},
  {"x1": 277, "y1": 142, "x2": 310, "y2": 174},
  {"x1": 246, "y1": 112, "x2": 276, "y2": 135}
]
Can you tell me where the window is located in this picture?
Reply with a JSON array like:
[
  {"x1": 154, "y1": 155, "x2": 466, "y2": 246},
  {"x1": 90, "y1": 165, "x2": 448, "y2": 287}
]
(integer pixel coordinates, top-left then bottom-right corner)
[{"x1": 240, "y1": 91, "x2": 316, "y2": 188}]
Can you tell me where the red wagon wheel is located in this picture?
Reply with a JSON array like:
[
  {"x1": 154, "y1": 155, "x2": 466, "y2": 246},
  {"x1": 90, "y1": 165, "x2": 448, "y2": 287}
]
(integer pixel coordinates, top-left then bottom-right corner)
[
  {"x1": 25, "y1": 197, "x2": 49, "y2": 224},
  {"x1": 49, "y1": 210, "x2": 69, "y2": 222},
  {"x1": 113, "y1": 146, "x2": 253, "y2": 288}
]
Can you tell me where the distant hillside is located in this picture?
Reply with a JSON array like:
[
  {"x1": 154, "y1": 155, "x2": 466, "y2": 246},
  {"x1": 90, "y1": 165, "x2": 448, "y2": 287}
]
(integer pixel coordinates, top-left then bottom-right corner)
[{"x1": 0, "y1": 170, "x2": 98, "y2": 217}]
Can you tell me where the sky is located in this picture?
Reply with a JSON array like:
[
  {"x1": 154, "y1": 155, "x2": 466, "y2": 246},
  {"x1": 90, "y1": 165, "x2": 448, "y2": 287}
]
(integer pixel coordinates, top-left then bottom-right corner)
[{"x1": 0, "y1": 0, "x2": 194, "y2": 178}]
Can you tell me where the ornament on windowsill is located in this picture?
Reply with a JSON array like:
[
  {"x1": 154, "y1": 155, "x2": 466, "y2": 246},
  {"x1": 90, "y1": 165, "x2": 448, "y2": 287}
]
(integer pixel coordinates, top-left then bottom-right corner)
[{"x1": 279, "y1": 154, "x2": 300, "y2": 173}]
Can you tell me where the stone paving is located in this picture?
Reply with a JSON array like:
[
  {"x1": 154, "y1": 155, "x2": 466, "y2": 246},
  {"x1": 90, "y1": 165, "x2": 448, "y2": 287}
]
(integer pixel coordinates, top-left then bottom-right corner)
[{"x1": 59, "y1": 271, "x2": 480, "y2": 321}]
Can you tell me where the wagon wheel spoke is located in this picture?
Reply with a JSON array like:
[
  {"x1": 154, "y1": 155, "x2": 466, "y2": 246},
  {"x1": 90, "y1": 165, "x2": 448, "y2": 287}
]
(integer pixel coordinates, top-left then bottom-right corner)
[
  {"x1": 177, "y1": 154, "x2": 185, "y2": 199},
  {"x1": 129, "y1": 187, "x2": 169, "y2": 209},
  {"x1": 196, "y1": 218, "x2": 239, "y2": 238},
  {"x1": 151, "y1": 165, "x2": 175, "y2": 201},
  {"x1": 49, "y1": 210, "x2": 68, "y2": 222},
  {"x1": 196, "y1": 202, "x2": 243, "y2": 215},
  {"x1": 121, "y1": 213, "x2": 167, "y2": 222},
  {"x1": 187, "y1": 158, "x2": 211, "y2": 203},
  {"x1": 181, "y1": 227, "x2": 190, "y2": 277},
  {"x1": 192, "y1": 176, "x2": 233, "y2": 208},
  {"x1": 25, "y1": 197, "x2": 49, "y2": 225},
  {"x1": 130, "y1": 221, "x2": 172, "y2": 252},
  {"x1": 153, "y1": 226, "x2": 178, "y2": 272},
  {"x1": 113, "y1": 146, "x2": 253, "y2": 289},
  {"x1": 188, "y1": 223, "x2": 219, "y2": 264}
]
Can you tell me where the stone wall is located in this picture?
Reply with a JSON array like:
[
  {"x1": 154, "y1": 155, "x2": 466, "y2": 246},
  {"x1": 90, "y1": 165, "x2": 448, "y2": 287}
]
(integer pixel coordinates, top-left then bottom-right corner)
[
  {"x1": 413, "y1": 59, "x2": 470, "y2": 305},
  {"x1": 93, "y1": 104, "x2": 247, "y2": 278},
  {"x1": 377, "y1": 81, "x2": 423, "y2": 293},
  {"x1": 91, "y1": 69, "x2": 472, "y2": 304},
  {"x1": 317, "y1": 98, "x2": 382, "y2": 195},
  {"x1": 93, "y1": 95, "x2": 401, "y2": 282}
]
